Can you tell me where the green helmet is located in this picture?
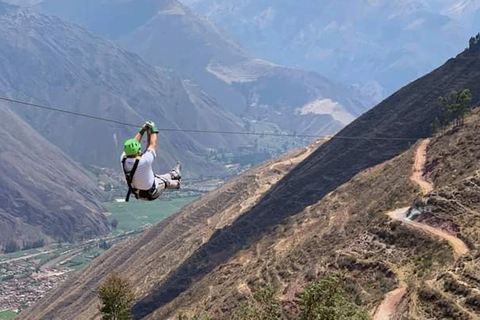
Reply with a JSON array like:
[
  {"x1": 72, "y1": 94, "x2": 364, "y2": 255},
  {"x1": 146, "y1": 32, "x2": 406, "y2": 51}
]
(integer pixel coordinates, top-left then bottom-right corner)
[{"x1": 124, "y1": 139, "x2": 141, "y2": 156}]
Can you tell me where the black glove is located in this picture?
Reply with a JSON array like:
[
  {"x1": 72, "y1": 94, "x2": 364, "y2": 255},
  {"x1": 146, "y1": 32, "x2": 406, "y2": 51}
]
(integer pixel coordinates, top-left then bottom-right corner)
[{"x1": 139, "y1": 123, "x2": 149, "y2": 135}]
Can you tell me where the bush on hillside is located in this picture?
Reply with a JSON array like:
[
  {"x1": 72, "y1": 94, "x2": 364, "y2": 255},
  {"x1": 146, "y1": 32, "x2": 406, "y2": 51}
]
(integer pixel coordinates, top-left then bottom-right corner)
[
  {"x1": 434, "y1": 89, "x2": 472, "y2": 133},
  {"x1": 22, "y1": 238, "x2": 45, "y2": 250},
  {"x1": 178, "y1": 313, "x2": 212, "y2": 320},
  {"x1": 3, "y1": 240, "x2": 20, "y2": 253},
  {"x1": 98, "y1": 272, "x2": 136, "y2": 320},
  {"x1": 443, "y1": 275, "x2": 471, "y2": 297},
  {"x1": 299, "y1": 276, "x2": 370, "y2": 320},
  {"x1": 466, "y1": 294, "x2": 480, "y2": 311},
  {"x1": 183, "y1": 276, "x2": 370, "y2": 320}
]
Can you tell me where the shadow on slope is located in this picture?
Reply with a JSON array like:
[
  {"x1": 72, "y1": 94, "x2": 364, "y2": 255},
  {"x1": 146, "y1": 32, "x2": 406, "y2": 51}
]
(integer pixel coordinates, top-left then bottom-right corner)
[{"x1": 133, "y1": 50, "x2": 480, "y2": 319}]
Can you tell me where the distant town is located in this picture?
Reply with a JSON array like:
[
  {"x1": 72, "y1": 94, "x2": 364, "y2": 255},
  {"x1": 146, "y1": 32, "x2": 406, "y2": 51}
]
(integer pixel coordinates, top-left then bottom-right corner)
[
  {"x1": 0, "y1": 230, "x2": 140, "y2": 316},
  {"x1": 0, "y1": 176, "x2": 223, "y2": 317}
]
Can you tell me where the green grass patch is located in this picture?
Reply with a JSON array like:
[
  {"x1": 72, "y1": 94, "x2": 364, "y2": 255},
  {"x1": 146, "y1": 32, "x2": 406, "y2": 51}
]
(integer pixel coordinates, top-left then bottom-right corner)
[
  {"x1": 65, "y1": 248, "x2": 106, "y2": 270},
  {"x1": 0, "y1": 310, "x2": 17, "y2": 319},
  {"x1": 104, "y1": 196, "x2": 199, "y2": 233}
]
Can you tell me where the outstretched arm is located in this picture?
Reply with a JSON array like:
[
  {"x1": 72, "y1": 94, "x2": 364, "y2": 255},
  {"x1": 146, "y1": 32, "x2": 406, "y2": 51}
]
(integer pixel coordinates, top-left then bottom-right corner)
[
  {"x1": 147, "y1": 131, "x2": 157, "y2": 151},
  {"x1": 135, "y1": 124, "x2": 148, "y2": 142},
  {"x1": 134, "y1": 132, "x2": 143, "y2": 142},
  {"x1": 145, "y1": 121, "x2": 159, "y2": 151}
]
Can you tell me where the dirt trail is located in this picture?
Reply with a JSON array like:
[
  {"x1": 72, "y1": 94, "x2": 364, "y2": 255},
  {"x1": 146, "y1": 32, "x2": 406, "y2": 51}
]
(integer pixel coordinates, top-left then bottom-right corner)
[
  {"x1": 375, "y1": 139, "x2": 468, "y2": 319},
  {"x1": 373, "y1": 287, "x2": 407, "y2": 320},
  {"x1": 410, "y1": 139, "x2": 433, "y2": 194},
  {"x1": 387, "y1": 208, "x2": 469, "y2": 256}
]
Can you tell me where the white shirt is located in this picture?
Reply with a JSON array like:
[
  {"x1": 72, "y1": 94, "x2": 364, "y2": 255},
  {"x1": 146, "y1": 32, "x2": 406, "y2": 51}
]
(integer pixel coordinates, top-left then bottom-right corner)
[{"x1": 121, "y1": 148, "x2": 156, "y2": 190}]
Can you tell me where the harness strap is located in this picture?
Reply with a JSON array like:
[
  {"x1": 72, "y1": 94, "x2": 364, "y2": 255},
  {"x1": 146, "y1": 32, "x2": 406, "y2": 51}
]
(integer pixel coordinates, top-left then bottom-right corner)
[{"x1": 122, "y1": 156, "x2": 141, "y2": 202}]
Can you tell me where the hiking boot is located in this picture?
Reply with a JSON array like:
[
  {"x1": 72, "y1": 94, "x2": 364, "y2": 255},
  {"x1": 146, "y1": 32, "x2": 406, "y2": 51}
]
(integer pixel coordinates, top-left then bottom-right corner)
[{"x1": 170, "y1": 161, "x2": 181, "y2": 180}]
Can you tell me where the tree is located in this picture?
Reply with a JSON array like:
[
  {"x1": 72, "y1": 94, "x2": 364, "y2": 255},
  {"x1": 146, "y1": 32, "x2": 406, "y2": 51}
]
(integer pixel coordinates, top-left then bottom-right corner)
[
  {"x1": 469, "y1": 33, "x2": 480, "y2": 51},
  {"x1": 299, "y1": 276, "x2": 370, "y2": 320},
  {"x1": 99, "y1": 239, "x2": 112, "y2": 250},
  {"x1": 98, "y1": 272, "x2": 136, "y2": 320},
  {"x1": 4, "y1": 240, "x2": 20, "y2": 253},
  {"x1": 431, "y1": 116, "x2": 441, "y2": 134},
  {"x1": 437, "y1": 89, "x2": 472, "y2": 129},
  {"x1": 111, "y1": 218, "x2": 119, "y2": 230}
]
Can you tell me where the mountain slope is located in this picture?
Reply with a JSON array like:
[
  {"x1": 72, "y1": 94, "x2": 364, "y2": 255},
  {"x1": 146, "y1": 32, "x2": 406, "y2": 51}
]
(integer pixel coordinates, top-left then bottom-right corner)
[
  {"x1": 0, "y1": 104, "x2": 110, "y2": 246},
  {"x1": 19, "y1": 43, "x2": 480, "y2": 319},
  {"x1": 33, "y1": 0, "x2": 375, "y2": 136},
  {"x1": 0, "y1": 2, "x2": 249, "y2": 177}
]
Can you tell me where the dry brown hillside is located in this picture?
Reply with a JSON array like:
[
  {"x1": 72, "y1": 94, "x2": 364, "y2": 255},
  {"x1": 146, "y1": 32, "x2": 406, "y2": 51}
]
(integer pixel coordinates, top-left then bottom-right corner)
[
  {"x1": 19, "y1": 46, "x2": 480, "y2": 319},
  {"x1": 20, "y1": 110, "x2": 480, "y2": 320},
  {"x1": 19, "y1": 141, "x2": 323, "y2": 320}
]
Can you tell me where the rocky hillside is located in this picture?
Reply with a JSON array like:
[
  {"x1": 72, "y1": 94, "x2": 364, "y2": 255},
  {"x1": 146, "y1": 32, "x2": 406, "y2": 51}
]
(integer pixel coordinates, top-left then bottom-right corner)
[
  {"x1": 32, "y1": 0, "x2": 375, "y2": 136},
  {"x1": 0, "y1": 104, "x2": 110, "y2": 247},
  {"x1": 19, "y1": 43, "x2": 480, "y2": 319},
  {"x1": 0, "y1": 2, "x2": 249, "y2": 177}
]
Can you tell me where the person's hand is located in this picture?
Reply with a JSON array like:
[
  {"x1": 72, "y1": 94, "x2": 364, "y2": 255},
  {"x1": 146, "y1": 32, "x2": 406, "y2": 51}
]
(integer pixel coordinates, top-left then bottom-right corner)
[
  {"x1": 145, "y1": 120, "x2": 159, "y2": 134},
  {"x1": 139, "y1": 122, "x2": 149, "y2": 135}
]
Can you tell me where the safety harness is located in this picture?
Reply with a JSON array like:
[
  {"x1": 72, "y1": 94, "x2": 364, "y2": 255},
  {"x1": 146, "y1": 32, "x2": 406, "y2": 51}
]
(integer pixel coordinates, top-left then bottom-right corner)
[{"x1": 122, "y1": 156, "x2": 157, "y2": 201}]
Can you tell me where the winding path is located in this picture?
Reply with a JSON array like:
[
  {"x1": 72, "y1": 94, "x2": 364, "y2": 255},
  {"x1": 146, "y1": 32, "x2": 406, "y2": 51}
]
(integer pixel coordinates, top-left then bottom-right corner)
[
  {"x1": 410, "y1": 139, "x2": 433, "y2": 194},
  {"x1": 373, "y1": 287, "x2": 407, "y2": 320},
  {"x1": 374, "y1": 139, "x2": 469, "y2": 320},
  {"x1": 387, "y1": 208, "x2": 469, "y2": 256}
]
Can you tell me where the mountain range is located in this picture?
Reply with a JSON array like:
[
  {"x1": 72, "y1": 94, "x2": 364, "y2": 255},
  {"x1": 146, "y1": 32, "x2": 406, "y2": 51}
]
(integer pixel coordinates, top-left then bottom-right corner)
[
  {"x1": 19, "y1": 28, "x2": 480, "y2": 320},
  {"x1": 0, "y1": 0, "x2": 381, "y2": 250},
  {"x1": 183, "y1": 0, "x2": 480, "y2": 96},
  {"x1": 0, "y1": 1, "x2": 248, "y2": 178},
  {"x1": 30, "y1": 0, "x2": 376, "y2": 136}
]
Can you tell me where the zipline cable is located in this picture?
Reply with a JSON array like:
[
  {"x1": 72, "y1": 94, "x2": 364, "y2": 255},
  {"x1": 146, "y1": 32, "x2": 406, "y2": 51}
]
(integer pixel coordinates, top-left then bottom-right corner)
[{"x1": 0, "y1": 96, "x2": 421, "y2": 142}]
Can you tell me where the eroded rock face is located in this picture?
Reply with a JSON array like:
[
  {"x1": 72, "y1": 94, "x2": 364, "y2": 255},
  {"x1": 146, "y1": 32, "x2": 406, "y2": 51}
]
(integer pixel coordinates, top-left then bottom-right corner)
[{"x1": 0, "y1": 105, "x2": 110, "y2": 246}]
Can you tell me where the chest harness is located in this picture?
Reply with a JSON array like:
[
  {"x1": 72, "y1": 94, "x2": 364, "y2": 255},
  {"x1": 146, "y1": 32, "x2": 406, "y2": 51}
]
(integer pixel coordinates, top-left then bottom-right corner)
[{"x1": 121, "y1": 156, "x2": 157, "y2": 202}]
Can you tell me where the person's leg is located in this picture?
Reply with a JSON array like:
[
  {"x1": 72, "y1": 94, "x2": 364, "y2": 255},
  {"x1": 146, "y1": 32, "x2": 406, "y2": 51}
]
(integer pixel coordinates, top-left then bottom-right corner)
[{"x1": 155, "y1": 173, "x2": 180, "y2": 190}]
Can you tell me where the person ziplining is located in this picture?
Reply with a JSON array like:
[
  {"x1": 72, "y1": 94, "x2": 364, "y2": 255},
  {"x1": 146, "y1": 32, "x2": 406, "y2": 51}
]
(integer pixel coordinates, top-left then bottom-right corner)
[{"x1": 121, "y1": 121, "x2": 181, "y2": 202}]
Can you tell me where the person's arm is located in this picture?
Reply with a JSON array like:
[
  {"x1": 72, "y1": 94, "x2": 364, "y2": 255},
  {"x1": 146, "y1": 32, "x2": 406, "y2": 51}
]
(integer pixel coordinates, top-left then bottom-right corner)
[
  {"x1": 145, "y1": 121, "x2": 159, "y2": 151},
  {"x1": 134, "y1": 132, "x2": 143, "y2": 142},
  {"x1": 134, "y1": 124, "x2": 148, "y2": 142},
  {"x1": 147, "y1": 131, "x2": 157, "y2": 151}
]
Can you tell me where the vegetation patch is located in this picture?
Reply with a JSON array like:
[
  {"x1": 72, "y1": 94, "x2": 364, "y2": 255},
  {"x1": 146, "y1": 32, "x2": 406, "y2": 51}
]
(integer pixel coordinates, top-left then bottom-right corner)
[
  {"x1": 465, "y1": 294, "x2": 480, "y2": 312},
  {"x1": 104, "y1": 196, "x2": 199, "y2": 232},
  {"x1": 0, "y1": 310, "x2": 17, "y2": 320},
  {"x1": 443, "y1": 274, "x2": 471, "y2": 297},
  {"x1": 418, "y1": 287, "x2": 468, "y2": 320},
  {"x1": 180, "y1": 276, "x2": 370, "y2": 320}
]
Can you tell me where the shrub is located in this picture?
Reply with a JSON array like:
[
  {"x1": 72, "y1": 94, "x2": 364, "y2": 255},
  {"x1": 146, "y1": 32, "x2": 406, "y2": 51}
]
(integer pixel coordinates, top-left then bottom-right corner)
[
  {"x1": 443, "y1": 276, "x2": 471, "y2": 297},
  {"x1": 98, "y1": 272, "x2": 136, "y2": 320},
  {"x1": 3, "y1": 240, "x2": 20, "y2": 253},
  {"x1": 466, "y1": 295, "x2": 480, "y2": 312},
  {"x1": 299, "y1": 276, "x2": 370, "y2": 320}
]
